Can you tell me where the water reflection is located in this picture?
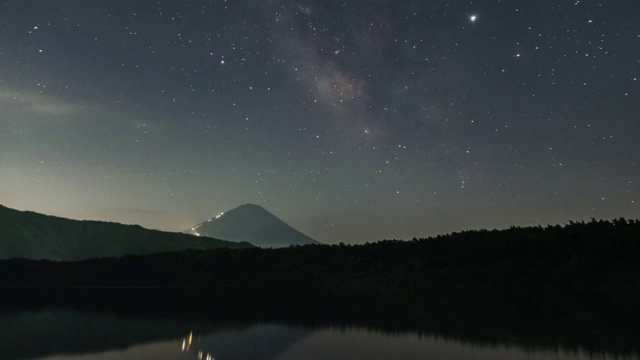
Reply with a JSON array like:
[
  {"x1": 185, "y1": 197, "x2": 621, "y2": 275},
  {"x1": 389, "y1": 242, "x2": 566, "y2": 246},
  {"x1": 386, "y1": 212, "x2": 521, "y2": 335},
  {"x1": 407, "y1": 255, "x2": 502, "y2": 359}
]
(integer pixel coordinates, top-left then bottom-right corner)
[
  {"x1": 274, "y1": 327, "x2": 635, "y2": 360},
  {"x1": 1, "y1": 309, "x2": 638, "y2": 360},
  {"x1": 173, "y1": 327, "x2": 640, "y2": 360},
  {"x1": 177, "y1": 324, "x2": 311, "y2": 360},
  {"x1": 181, "y1": 330, "x2": 216, "y2": 360}
]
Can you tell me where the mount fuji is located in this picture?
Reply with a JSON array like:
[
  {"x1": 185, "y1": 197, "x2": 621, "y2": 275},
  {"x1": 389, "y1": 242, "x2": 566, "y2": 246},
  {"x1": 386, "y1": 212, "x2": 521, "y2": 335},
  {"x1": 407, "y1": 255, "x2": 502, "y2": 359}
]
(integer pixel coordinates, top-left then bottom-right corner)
[{"x1": 186, "y1": 204, "x2": 319, "y2": 248}]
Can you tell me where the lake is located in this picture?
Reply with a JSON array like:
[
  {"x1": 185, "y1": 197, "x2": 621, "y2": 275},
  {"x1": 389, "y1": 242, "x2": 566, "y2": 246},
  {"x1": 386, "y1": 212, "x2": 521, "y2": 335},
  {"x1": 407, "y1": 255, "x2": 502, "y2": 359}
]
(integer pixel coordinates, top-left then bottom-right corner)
[{"x1": 1, "y1": 307, "x2": 638, "y2": 360}]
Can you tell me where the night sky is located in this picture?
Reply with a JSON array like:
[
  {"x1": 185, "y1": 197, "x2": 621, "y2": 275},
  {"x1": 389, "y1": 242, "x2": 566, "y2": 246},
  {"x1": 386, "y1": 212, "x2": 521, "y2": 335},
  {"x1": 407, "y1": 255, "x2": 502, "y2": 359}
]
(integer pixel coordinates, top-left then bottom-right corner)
[{"x1": 1, "y1": 0, "x2": 638, "y2": 244}]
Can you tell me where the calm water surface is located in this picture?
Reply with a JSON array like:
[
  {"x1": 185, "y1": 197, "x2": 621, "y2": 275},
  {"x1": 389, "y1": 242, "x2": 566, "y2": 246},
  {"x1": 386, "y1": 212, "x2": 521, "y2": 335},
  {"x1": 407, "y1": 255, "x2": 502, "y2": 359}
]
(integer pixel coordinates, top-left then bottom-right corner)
[
  {"x1": 89, "y1": 327, "x2": 636, "y2": 360},
  {"x1": 1, "y1": 309, "x2": 636, "y2": 360}
]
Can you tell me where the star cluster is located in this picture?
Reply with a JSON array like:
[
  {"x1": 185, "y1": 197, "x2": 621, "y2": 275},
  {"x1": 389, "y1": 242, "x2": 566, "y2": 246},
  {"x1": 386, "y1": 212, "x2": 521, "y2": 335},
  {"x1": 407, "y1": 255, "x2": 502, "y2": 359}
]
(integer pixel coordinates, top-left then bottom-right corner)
[{"x1": 0, "y1": 0, "x2": 638, "y2": 243}]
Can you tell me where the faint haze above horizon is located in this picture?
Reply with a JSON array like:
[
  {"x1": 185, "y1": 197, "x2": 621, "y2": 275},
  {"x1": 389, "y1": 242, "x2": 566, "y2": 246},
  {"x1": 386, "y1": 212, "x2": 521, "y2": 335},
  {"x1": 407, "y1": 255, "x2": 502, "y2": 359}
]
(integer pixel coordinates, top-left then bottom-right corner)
[{"x1": 0, "y1": 0, "x2": 638, "y2": 244}]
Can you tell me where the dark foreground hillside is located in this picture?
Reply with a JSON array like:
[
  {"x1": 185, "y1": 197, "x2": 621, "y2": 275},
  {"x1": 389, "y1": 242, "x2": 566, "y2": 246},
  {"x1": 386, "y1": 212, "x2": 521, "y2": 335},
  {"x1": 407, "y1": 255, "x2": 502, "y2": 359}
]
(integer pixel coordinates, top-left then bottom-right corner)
[{"x1": 0, "y1": 204, "x2": 253, "y2": 261}]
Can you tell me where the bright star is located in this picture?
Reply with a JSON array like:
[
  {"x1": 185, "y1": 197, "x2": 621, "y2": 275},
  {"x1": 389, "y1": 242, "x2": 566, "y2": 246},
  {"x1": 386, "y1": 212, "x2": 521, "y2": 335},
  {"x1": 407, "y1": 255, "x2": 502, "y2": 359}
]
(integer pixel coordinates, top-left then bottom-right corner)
[{"x1": 470, "y1": 14, "x2": 478, "y2": 22}]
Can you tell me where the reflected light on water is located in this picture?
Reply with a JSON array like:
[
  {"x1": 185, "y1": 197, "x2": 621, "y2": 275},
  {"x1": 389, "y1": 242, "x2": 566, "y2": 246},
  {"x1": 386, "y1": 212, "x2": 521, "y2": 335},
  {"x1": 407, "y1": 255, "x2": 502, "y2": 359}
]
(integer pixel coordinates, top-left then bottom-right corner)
[
  {"x1": 170, "y1": 326, "x2": 638, "y2": 360},
  {"x1": 181, "y1": 331, "x2": 193, "y2": 352},
  {"x1": 181, "y1": 331, "x2": 215, "y2": 360},
  {"x1": 2, "y1": 308, "x2": 637, "y2": 360}
]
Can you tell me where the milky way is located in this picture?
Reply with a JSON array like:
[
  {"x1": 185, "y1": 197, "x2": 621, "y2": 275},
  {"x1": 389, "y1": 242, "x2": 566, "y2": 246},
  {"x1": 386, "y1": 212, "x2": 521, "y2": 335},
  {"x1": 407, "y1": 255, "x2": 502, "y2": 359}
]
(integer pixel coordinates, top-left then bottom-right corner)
[{"x1": 0, "y1": 0, "x2": 638, "y2": 243}]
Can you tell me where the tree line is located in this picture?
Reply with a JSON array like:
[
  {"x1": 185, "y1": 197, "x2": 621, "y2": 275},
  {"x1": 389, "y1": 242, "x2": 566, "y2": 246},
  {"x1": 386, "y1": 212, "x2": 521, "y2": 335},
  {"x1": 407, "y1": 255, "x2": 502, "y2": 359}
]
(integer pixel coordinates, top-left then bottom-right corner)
[{"x1": 1, "y1": 218, "x2": 638, "y2": 294}]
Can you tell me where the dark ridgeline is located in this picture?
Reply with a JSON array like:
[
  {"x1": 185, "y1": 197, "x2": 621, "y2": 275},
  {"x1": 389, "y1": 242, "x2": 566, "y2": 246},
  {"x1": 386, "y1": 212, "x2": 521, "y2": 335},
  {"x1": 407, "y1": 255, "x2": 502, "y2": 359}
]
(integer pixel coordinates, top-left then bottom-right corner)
[
  {"x1": 0, "y1": 204, "x2": 253, "y2": 261},
  {"x1": 185, "y1": 203, "x2": 319, "y2": 248}
]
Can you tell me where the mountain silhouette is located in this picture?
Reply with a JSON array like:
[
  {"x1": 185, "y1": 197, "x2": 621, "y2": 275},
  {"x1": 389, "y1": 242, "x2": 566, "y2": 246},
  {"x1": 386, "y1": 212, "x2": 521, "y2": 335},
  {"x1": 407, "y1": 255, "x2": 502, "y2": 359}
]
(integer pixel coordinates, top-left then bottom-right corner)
[
  {"x1": 0, "y1": 204, "x2": 253, "y2": 261},
  {"x1": 186, "y1": 204, "x2": 319, "y2": 248}
]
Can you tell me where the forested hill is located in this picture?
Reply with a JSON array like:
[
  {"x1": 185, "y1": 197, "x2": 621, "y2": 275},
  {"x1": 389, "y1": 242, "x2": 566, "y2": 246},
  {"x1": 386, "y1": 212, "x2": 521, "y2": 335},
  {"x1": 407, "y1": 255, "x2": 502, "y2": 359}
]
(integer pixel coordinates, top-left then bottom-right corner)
[
  {"x1": 0, "y1": 204, "x2": 253, "y2": 261},
  {"x1": 1, "y1": 218, "x2": 638, "y2": 292}
]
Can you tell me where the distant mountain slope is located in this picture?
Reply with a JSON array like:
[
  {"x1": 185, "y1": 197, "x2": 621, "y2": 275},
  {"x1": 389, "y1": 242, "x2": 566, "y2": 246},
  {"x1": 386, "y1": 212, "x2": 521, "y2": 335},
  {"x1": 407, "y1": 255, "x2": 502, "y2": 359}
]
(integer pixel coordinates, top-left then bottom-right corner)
[
  {"x1": 187, "y1": 204, "x2": 319, "y2": 248},
  {"x1": 0, "y1": 204, "x2": 253, "y2": 261}
]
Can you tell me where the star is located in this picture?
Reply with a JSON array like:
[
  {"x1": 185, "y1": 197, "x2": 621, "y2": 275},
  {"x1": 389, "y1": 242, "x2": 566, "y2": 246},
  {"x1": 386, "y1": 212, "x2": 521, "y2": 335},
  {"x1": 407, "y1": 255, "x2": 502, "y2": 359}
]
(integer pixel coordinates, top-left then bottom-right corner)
[{"x1": 1, "y1": 0, "x2": 636, "y2": 244}]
